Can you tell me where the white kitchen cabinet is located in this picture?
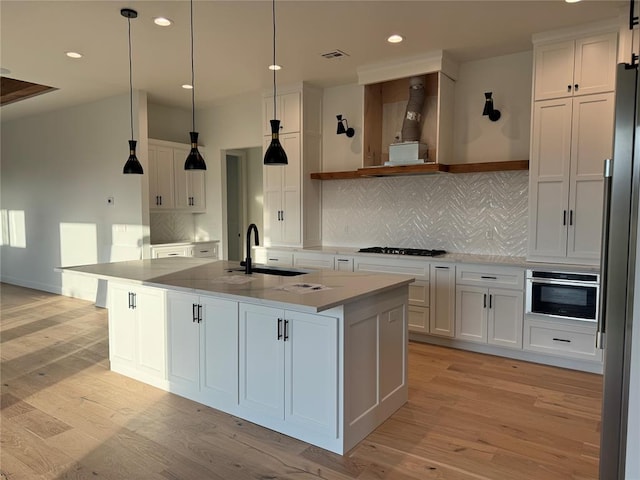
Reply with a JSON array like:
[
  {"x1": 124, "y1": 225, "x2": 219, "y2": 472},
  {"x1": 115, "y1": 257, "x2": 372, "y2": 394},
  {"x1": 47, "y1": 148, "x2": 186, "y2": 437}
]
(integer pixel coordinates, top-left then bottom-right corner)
[
  {"x1": 264, "y1": 250, "x2": 294, "y2": 267},
  {"x1": 430, "y1": 264, "x2": 455, "y2": 338},
  {"x1": 148, "y1": 144, "x2": 175, "y2": 210},
  {"x1": 455, "y1": 265, "x2": 524, "y2": 349},
  {"x1": 533, "y1": 32, "x2": 617, "y2": 101},
  {"x1": 151, "y1": 244, "x2": 193, "y2": 258},
  {"x1": 192, "y1": 242, "x2": 218, "y2": 258},
  {"x1": 263, "y1": 133, "x2": 302, "y2": 246},
  {"x1": 238, "y1": 303, "x2": 338, "y2": 437},
  {"x1": 263, "y1": 91, "x2": 301, "y2": 135},
  {"x1": 528, "y1": 92, "x2": 615, "y2": 264},
  {"x1": 167, "y1": 291, "x2": 238, "y2": 409},
  {"x1": 173, "y1": 146, "x2": 206, "y2": 212},
  {"x1": 262, "y1": 83, "x2": 322, "y2": 248},
  {"x1": 108, "y1": 282, "x2": 166, "y2": 385},
  {"x1": 148, "y1": 139, "x2": 206, "y2": 213}
]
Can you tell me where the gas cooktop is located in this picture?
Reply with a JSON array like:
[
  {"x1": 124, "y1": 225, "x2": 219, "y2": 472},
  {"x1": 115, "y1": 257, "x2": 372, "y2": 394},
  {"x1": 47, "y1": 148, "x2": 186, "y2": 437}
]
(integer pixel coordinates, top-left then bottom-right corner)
[{"x1": 358, "y1": 247, "x2": 446, "y2": 257}]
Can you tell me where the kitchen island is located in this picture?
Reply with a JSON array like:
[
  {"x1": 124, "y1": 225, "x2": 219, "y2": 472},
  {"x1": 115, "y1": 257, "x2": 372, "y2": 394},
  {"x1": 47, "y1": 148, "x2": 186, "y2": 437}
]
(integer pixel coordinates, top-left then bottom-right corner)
[{"x1": 61, "y1": 257, "x2": 414, "y2": 454}]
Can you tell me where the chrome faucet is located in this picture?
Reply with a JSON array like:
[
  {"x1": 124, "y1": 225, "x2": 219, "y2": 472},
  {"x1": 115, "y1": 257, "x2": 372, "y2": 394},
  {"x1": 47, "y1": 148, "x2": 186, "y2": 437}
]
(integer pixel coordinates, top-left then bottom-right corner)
[{"x1": 245, "y1": 223, "x2": 260, "y2": 274}]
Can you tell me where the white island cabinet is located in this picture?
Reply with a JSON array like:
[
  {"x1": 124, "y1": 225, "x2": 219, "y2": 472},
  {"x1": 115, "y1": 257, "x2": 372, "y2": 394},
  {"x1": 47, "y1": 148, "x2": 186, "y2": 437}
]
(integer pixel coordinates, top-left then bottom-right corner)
[{"x1": 63, "y1": 258, "x2": 411, "y2": 455}]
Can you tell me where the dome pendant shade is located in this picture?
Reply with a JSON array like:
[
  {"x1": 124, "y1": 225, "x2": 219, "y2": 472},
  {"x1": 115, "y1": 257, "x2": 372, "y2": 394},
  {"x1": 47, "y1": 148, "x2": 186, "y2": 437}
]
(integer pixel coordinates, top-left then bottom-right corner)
[
  {"x1": 123, "y1": 140, "x2": 143, "y2": 174},
  {"x1": 184, "y1": 131, "x2": 206, "y2": 170},
  {"x1": 264, "y1": 120, "x2": 288, "y2": 165}
]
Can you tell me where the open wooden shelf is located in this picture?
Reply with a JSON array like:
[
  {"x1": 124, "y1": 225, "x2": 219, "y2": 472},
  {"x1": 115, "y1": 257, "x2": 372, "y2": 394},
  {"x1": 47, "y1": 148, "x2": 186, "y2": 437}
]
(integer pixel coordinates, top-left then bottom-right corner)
[{"x1": 310, "y1": 160, "x2": 529, "y2": 180}]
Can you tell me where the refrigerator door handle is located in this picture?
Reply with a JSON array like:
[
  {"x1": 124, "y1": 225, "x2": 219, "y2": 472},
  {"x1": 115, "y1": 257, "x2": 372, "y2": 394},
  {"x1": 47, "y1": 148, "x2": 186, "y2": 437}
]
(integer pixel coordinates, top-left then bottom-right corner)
[{"x1": 597, "y1": 157, "x2": 614, "y2": 349}]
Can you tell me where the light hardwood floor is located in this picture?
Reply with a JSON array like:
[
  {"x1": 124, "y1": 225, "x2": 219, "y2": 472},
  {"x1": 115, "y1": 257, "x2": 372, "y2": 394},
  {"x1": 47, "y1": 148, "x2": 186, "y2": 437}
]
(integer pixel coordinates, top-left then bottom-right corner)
[{"x1": 1, "y1": 283, "x2": 603, "y2": 480}]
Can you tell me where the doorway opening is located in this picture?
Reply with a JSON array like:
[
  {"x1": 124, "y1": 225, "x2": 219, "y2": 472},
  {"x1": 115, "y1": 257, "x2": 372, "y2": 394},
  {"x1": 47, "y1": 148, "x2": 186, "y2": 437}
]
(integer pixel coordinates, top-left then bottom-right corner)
[{"x1": 224, "y1": 148, "x2": 263, "y2": 262}]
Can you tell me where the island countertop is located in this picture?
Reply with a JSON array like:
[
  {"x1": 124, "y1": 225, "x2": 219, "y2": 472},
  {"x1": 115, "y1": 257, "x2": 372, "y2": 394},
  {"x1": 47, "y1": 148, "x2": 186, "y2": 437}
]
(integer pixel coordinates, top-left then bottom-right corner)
[{"x1": 61, "y1": 257, "x2": 415, "y2": 313}]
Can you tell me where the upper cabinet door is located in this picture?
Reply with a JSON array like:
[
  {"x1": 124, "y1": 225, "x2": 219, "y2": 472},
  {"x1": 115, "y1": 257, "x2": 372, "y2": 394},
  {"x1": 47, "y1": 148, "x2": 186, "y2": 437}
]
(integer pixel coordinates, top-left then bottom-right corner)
[
  {"x1": 534, "y1": 40, "x2": 576, "y2": 101},
  {"x1": 263, "y1": 92, "x2": 301, "y2": 135},
  {"x1": 149, "y1": 144, "x2": 175, "y2": 210},
  {"x1": 573, "y1": 33, "x2": 618, "y2": 97}
]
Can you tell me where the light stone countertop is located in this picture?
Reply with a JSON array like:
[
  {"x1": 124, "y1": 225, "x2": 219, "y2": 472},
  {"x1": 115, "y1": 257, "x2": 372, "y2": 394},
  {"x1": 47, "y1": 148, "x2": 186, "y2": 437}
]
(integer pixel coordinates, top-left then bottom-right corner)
[
  {"x1": 255, "y1": 246, "x2": 600, "y2": 273},
  {"x1": 151, "y1": 240, "x2": 220, "y2": 247},
  {"x1": 60, "y1": 258, "x2": 414, "y2": 314}
]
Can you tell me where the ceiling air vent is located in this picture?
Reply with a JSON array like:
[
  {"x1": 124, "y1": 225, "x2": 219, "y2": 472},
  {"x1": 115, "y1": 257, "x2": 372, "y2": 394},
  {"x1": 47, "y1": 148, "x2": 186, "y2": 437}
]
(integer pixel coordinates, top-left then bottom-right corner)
[{"x1": 321, "y1": 50, "x2": 350, "y2": 59}]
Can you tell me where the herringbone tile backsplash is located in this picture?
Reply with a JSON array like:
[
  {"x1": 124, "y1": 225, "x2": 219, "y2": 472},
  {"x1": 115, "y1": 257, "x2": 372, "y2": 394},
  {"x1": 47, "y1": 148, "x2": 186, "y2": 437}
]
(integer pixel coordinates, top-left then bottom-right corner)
[
  {"x1": 321, "y1": 171, "x2": 528, "y2": 256},
  {"x1": 150, "y1": 213, "x2": 195, "y2": 244}
]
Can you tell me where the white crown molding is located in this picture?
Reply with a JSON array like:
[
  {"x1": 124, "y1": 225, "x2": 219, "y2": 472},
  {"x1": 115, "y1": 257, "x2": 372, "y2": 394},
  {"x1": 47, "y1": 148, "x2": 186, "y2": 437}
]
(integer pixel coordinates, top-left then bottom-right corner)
[
  {"x1": 356, "y1": 50, "x2": 459, "y2": 85},
  {"x1": 532, "y1": 18, "x2": 620, "y2": 45}
]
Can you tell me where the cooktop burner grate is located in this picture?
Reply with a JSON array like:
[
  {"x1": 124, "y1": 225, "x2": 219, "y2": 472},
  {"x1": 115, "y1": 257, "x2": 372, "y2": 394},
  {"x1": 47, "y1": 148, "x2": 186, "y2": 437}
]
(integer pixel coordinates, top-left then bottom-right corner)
[{"x1": 358, "y1": 247, "x2": 446, "y2": 257}]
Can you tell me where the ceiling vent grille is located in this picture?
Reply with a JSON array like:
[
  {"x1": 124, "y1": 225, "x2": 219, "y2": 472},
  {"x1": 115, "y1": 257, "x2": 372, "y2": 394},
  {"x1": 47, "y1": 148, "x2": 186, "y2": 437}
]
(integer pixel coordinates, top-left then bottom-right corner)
[{"x1": 321, "y1": 50, "x2": 349, "y2": 59}]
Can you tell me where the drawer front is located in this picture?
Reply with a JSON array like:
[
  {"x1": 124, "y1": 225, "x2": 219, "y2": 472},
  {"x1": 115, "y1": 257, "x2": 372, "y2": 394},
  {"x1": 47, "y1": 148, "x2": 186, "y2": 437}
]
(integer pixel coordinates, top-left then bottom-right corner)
[
  {"x1": 334, "y1": 256, "x2": 354, "y2": 272},
  {"x1": 523, "y1": 318, "x2": 602, "y2": 361},
  {"x1": 408, "y1": 305, "x2": 429, "y2": 334},
  {"x1": 193, "y1": 243, "x2": 218, "y2": 258},
  {"x1": 293, "y1": 253, "x2": 334, "y2": 270},
  {"x1": 456, "y1": 264, "x2": 524, "y2": 289},
  {"x1": 354, "y1": 257, "x2": 430, "y2": 281},
  {"x1": 265, "y1": 252, "x2": 294, "y2": 267},
  {"x1": 408, "y1": 281, "x2": 429, "y2": 307},
  {"x1": 153, "y1": 246, "x2": 191, "y2": 258}
]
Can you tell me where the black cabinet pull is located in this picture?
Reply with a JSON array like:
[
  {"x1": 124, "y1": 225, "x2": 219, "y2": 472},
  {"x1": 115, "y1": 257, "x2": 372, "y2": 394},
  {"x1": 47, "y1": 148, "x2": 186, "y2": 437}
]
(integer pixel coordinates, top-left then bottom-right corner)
[
  {"x1": 132, "y1": 293, "x2": 136, "y2": 310},
  {"x1": 481, "y1": 276, "x2": 497, "y2": 280},
  {"x1": 489, "y1": 294, "x2": 493, "y2": 309},
  {"x1": 567, "y1": 85, "x2": 572, "y2": 92},
  {"x1": 563, "y1": 210, "x2": 567, "y2": 226},
  {"x1": 277, "y1": 318, "x2": 283, "y2": 340},
  {"x1": 435, "y1": 266, "x2": 449, "y2": 269},
  {"x1": 192, "y1": 303, "x2": 197, "y2": 323},
  {"x1": 569, "y1": 210, "x2": 574, "y2": 226},
  {"x1": 284, "y1": 319, "x2": 289, "y2": 341},
  {"x1": 574, "y1": 84, "x2": 579, "y2": 92},
  {"x1": 198, "y1": 304, "x2": 203, "y2": 323},
  {"x1": 483, "y1": 294, "x2": 487, "y2": 308},
  {"x1": 128, "y1": 292, "x2": 133, "y2": 309},
  {"x1": 337, "y1": 259, "x2": 349, "y2": 262},
  {"x1": 553, "y1": 338, "x2": 571, "y2": 343},
  {"x1": 281, "y1": 210, "x2": 284, "y2": 221},
  {"x1": 159, "y1": 196, "x2": 162, "y2": 206}
]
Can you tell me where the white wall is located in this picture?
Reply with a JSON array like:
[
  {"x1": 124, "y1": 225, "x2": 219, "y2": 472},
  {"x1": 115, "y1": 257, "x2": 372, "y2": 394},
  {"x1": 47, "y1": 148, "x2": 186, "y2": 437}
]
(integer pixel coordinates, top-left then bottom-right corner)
[
  {"x1": 246, "y1": 147, "x2": 264, "y2": 234},
  {"x1": 0, "y1": 92, "x2": 149, "y2": 301},
  {"x1": 322, "y1": 84, "x2": 364, "y2": 172},
  {"x1": 195, "y1": 92, "x2": 263, "y2": 256},
  {"x1": 452, "y1": 51, "x2": 533, "y2": 164},
  {"x1": 148, "y1": 103, "x2": 192, "y2": 144}
]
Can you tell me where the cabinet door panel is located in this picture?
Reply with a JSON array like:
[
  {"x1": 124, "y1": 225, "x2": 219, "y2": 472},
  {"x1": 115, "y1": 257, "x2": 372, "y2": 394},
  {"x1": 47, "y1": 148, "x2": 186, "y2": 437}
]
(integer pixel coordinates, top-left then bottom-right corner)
[
  {"x1": 528, "y1": 99, "x2": 572, "y2": 258},
  {"x1": 201, "y1": 297, "x2": 238, "y2": 406},
  {"x1": 239, "y1": 304, "x2": 284, "y2": 420},
  {"x1": 573, "y1": 33, "x2": 617, "y2": 96},
  {"x1": 280, "y1": 92, "x2": 301, "y2": 134},
  {"x1": 430, "y1": 265, "x2": 455, "y2": 337},
  {"x1": 285, "y1": 311, "x2": 338, "y2": 436},
  {"x1": 108, "y1": 283, "x2": 137, "y2": 365},
  {"x1": 408, "y1": 305, "x2": 429, "y2": 334},
  {"x1": 488, "y1": 289, "x2": 523, "y2": 349},
  {"x1": 135, "y1": 287, "x2": 166, "y2": 377},
  {"x1": 534, "y1": 40, "x2": 575, "y2": 101},
  {"x1": 167, "y1": 292, "x2": 200, "y2": 391},
  {"x1": 455, "y1": 286, "x2": 487, "y2": 343},
  {"x1": 149, "y1": 145, "x2": 175, "y2": 210},
  {"x1": 173, "y1": 147, "x2": 191, "y2": 209},
  {"x1": 567, "y1": 93, "x2": 614, "y2": 261},
  {"x1": 379, "y1": 305, "x2": 406, "y2": 402}
]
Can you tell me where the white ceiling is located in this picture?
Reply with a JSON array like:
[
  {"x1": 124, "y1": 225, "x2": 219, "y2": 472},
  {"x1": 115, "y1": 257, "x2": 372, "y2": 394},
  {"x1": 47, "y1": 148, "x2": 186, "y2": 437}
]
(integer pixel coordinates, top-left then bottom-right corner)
[{"x1": 0, "y1": 0, "x2": 628, "y2": 122}]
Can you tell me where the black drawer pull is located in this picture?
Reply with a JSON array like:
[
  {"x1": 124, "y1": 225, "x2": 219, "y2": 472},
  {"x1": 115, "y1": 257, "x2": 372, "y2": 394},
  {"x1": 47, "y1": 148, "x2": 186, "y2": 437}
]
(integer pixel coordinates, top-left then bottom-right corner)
[
  {"x1": 284, "y1": 319, "x2": 289, "y2": 341},
  {"x1": 552, "y1": 337, "x2": 571, "y2": 343},
  {"x1": 277, "y1": 318, "x2": 283, "y2": 340},
  {"x1": 481, "y1": 276, "x2": 497, "y2": 280},
  {"x1": 435, "y1": 266, "x2": 449, "y2": 269},
  {"x1": 337, "y1": 259, "x2": 349, "y2": 262}
]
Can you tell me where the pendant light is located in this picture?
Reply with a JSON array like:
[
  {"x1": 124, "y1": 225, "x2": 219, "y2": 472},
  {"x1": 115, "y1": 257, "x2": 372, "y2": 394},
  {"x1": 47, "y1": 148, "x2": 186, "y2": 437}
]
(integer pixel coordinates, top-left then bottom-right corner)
[
  {"x1": 263, "y1": 0, "x2": 288, "y2": 165},
  {"x1": 121, "y1": 8, "x2": 143, "y2": 175},
  {"x1": 184, "y1": 0, "x2": 206, "y2": 170}
]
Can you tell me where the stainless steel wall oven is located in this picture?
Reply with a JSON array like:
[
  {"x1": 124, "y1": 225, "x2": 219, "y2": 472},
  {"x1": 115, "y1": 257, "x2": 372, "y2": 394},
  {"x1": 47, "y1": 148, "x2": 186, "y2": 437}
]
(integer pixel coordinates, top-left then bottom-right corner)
[{"x1": 525, "y1": 270, "x2": 599, "y2": 322}]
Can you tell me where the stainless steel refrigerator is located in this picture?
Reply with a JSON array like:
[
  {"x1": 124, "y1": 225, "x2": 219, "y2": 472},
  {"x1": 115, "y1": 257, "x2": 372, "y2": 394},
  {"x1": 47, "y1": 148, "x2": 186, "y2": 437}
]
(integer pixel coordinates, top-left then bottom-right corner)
[{"x1": 598, "y1": 59, "x2": 639, "y2": 479}]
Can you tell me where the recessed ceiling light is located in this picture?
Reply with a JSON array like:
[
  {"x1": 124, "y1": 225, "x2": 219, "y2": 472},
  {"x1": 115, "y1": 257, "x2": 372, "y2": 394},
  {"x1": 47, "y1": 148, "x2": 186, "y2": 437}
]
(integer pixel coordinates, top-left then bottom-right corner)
[
  {"x1": 182, "y1": 84, "x2": 193, "y2": 89},
  {"x1": 66, "y1": 51, "x2": 83, "y2": 59},
  {"x1": 565, "y1": 0, "x2": 581, "y2": 2},
  {"x1": 387, "y1": 34, "x2": 404, "y2": 44},
  {"x1": 154, "y1": 17, "x2": 172, "y2": 26},
  {"x1": 268, "y1": 64, "x2": 281, "y2": 71}
]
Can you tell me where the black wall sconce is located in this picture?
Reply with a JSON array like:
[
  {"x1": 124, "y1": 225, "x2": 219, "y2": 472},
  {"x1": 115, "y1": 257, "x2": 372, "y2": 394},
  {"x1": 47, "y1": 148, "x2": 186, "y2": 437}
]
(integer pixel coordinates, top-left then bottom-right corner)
[
  {"x1": 336, "y1": 114, "x2": 355, "y2": 137},
  {"x1": 482, "y1": 92, "x2": 501, "y2": 122}
]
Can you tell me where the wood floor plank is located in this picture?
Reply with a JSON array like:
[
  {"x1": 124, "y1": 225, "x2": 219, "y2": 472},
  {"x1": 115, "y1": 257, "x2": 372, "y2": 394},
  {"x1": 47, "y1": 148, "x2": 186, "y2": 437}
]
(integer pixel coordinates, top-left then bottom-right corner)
[{"x1": 0, "y1": 283, "x2": 603, "y2": 480}]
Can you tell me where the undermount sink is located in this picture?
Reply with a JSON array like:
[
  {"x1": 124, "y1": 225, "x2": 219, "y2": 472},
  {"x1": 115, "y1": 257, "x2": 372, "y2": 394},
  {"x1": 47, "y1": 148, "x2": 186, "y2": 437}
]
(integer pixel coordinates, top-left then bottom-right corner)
[{"x1": 228, "y1": 265, "x2": 309, "y2": 277}]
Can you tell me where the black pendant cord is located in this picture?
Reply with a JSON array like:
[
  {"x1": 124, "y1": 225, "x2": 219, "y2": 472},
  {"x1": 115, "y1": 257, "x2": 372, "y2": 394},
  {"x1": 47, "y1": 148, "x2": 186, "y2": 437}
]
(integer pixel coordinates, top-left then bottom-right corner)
[
  {"x1": 272, "y1": 0, "x2": 276, "y2": 120},
  {"x1": 190, "y1": 0, "x2": 196, "y2": 132},
  {"x1": 128, "y1": 15, "x2": 134, "y2": 141}
]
